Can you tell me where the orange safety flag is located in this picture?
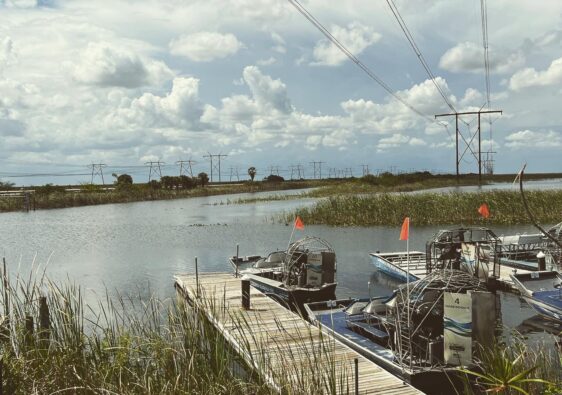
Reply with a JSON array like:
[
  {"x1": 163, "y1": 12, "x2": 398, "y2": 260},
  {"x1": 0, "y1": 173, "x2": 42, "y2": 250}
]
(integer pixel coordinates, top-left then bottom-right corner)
[
  {"x1": 295, "y1": 216, "x2": 305, "y2": 230},
  {"x1": 478, "y1": 203, "x2": 490, "y2": 219},
  {"x1": 399, "y1": 217, "x2": 409, "y2": 241}
]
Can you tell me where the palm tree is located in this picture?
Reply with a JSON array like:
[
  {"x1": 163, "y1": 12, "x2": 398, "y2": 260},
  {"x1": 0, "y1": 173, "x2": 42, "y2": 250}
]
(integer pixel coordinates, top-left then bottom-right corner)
[{"x1": 248, "y1": 166, "x2": 256, "y2": 182}]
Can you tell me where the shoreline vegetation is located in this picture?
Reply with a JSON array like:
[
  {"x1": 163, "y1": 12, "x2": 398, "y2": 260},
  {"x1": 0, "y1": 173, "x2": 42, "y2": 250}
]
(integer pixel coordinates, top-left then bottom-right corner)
[
  {"x1": 283, "y1": 190, "x2": 562, "y2": 227},
  {"x1": 1, "y1": 267, "x2": 560, "y2": 394},
  {"x1": 1, "y1": 172, "x2": 561, "y2": 226},
  {"x1": 0, "y1": 266, "x2": 364, "y2": 394}
]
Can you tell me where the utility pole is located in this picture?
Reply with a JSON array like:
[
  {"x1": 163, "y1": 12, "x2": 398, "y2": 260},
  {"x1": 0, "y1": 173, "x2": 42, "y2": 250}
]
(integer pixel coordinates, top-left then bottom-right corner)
[
  {"x1": 229, "y1": 167, "x2": 240, "y2": 181},
  {"x1": 290, "y1": 164, "x2": 304, "y2": 180},
  {"x1": 268, "y1": 165, "x2": 280, "y2": 176},
  {"x1": 145, "y1": 161, "x2": 164, "y2": 182},
  {"x1": 89, "y1": 163, "x2": 107, "y2": 185},
  {"x1": 361, "y1": 164, "x2": 370, "y2": 176},
  {"x1": 309, "y1": 161, "x2": 325, "y2": 179},
  {"x1": 296, "y1": 164, "x2": 305, "y2": 179},
  {"x1": 435, "y1": 109, "x2": 502, "y2": 183},
  {"x1": 176, "y1": 159, "x2": 196, "y2": 177},
  {"x1": 203, "y1": 153, "x2": 228, "y2": 182}
]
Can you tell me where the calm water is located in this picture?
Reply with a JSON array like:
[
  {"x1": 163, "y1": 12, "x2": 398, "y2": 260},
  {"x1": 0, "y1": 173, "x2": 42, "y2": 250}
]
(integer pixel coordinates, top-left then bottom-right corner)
[{"x1": 0, "y1": 185, "x2": 558, "y2": 342}]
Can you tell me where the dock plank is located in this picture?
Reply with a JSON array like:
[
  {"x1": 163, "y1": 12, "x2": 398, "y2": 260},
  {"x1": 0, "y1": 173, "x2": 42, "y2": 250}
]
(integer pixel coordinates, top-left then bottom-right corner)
[{"x1": 175, "y1": 273, "x2": 422, "y2": 395}]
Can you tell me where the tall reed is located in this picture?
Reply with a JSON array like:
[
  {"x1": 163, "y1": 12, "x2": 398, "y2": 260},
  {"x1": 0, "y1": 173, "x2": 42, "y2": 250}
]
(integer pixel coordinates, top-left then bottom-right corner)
[
  {"x1": 0, "y1": 261, "x2": 356, "y2": 394},
  {"x1": 284, "y1": 190, "x2": 562, "y2": 226}
]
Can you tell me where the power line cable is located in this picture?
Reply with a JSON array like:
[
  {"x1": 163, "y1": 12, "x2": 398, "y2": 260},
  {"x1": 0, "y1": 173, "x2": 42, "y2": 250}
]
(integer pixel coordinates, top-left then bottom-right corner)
[
  {"x1": 288, "y1": 0, "x2": 447, "y2": 130},
  {"x1": 385, "y1": 0, "x2": 457, "y2": 114}
]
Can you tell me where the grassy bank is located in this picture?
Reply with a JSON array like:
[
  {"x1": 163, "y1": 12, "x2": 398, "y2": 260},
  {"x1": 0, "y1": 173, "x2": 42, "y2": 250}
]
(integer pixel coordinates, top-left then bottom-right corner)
[
  {"x1": 0, "y1": 265, "x2": 351, "y2": 394},
  {"x1": 283, "y1": 190, "x2": 562, "y2": 226},
  {"x1": 0, "y1": 181, "x2": 320, "y2": 213}
]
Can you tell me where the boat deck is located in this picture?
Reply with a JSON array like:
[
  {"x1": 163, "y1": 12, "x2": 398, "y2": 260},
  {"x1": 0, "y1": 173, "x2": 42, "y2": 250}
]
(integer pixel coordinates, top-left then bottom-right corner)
[
  {"x1": 174, "y1": 272, "x2": 422, "y2": 394},
  {"x1": 371, "y1": 252, "x2": 532, "y2": 290}
]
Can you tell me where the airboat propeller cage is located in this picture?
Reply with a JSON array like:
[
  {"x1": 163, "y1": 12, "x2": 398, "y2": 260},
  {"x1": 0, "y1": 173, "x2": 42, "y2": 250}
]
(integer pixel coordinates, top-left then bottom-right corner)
[{"x1": 284, "y1": 236, "x2": 336, "y2": 287}]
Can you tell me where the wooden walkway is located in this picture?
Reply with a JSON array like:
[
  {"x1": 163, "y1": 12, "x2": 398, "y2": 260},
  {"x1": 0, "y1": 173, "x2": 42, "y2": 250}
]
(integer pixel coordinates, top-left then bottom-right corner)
[{"x1": 174, "y1": 273, "x2": 422, "y2": 395}]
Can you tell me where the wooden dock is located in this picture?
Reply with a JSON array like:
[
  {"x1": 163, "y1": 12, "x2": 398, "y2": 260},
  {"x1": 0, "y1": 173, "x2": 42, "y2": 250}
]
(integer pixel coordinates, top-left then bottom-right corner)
[{"x1": 174, "y1": 272, "x2": 422, "y2": 395}]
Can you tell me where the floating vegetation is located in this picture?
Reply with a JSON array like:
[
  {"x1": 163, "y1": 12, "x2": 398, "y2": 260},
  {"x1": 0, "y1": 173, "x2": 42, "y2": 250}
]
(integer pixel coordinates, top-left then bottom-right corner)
[{"x1": 283, "y1": 190, "x2": 562, "y2": 226}]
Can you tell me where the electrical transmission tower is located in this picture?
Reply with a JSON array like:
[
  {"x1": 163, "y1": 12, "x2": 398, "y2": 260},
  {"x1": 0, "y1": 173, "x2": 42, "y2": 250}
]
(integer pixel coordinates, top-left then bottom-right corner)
[
  {"x1": 290, "y1": 164, "x2": 305, "y2": 180},
  {"x1": 344, "y1": 168, "x2": 353, "y2": 178},
  {"x1": 89, "y1": 163, "x2": 107, "y2": 185},
  {"x1": 229, "y1": 167, "x2": 240, "y2": 181},
  {"x1": 145, "y1": 161, "x2": 164, "y2": 182},
  {"x1": 203, "y1": 153, "x2": 228, "y2": 182},
  {"x1": 176, "y1": 159, "x2": 196, "y2": 177},
  {"x1": 435, "y1": 109, "x2": 502, "y2": 183},
  {"x1": 309, "y1": 161, "x2": 325, "y2": 179},
  {"x1": 361, "y1": 164, "x2": 370, "y2": 176},
  {"x1": 268, "y1": 165, "x2": 281, "y2": 176}
]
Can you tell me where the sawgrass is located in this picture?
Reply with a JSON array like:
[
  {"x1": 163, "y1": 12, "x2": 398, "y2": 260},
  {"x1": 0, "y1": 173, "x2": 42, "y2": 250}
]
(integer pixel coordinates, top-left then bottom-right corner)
[{"x1": 284, "y1": 190, "x2": 562, "y2": 226}]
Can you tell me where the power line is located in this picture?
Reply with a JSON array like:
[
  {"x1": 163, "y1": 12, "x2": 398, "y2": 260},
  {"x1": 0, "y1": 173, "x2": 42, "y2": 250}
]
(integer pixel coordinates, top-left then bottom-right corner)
[
  {"x1": 203, "y1": 153, "x2": 228, "y2": 182},
  {"x1": 145, "y1": 161, "x2": 164, "y2": 182},
  {"x1": 309, "y1": 161, "x2": 325, "y2": 179},
  {"x1": 385, "y1": 0, "x2": 457, "y2": 113},
  {"x1": 176, "y1": 159, "x2": 196, "y2": 177},
  {"x1": 89, "y1": 163, "x2": 107, "y2": 185},
  {"x1": 288, "y1": 0, "x2": 446, "y2": 129}
]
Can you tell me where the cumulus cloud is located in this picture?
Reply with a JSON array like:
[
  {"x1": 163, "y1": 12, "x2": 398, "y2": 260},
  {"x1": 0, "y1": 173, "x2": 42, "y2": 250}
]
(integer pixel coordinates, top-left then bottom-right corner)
[
  {"x1": 342, "y1": 77, "x2": 454, "y2": 134},
  {"x1": 108, "y1": 77, "x2": 206, "y2": 129},
  {"x1": 169, "y1": 32, "x2": 243, "y2": 62},
  {"x1": 72, "y1": 42, "x2": 173, "y2": 88},
  {"x1": 376, "y1": 133, "x2": 410, "y2": 152},
  {"x1": 439, "y1": 42, "x2": 524, "y2": 74},
  {"x1": 257, "y1": 56, "x2": 276, "y2": 66},
  {"x1": 505, "y1": 129, "x2": 562, "y2": 148},
  {"x1": 242, "y1": 66, "x2": 292, "y2": 114},
  {"x1": 271, "y1": 32, "x2": 286, "y2": 54},
  {"x1": 0, "y1": 37, "x2": 15, "y2": 72},
  {"x1": 509, "y1": 57, "x2": 562, "y2": 90},
  {"x1": 311, "y1": 22, "x2": 381, "y2": 66}
]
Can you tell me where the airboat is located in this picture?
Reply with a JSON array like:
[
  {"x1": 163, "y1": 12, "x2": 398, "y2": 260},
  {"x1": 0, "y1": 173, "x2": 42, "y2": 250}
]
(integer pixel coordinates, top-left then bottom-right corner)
[
  {"x1": 305, "y1": 269, "x2": 493, "y2": 393},
  {"x1": 229, "y1": 236, "x2": 337, "y2": 316}
]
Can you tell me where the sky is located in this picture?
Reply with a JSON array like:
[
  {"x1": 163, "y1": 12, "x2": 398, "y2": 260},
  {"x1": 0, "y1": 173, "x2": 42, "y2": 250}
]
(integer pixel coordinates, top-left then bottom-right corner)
[{"x1": 1, "y1": 0, "x2": 562, "y2": 185}]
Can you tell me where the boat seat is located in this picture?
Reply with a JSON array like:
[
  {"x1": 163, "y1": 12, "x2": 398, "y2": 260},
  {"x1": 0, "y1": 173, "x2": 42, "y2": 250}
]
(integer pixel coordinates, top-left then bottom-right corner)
[{"x1": 347, "y1": 321, "x2": 389, "y2": 340}]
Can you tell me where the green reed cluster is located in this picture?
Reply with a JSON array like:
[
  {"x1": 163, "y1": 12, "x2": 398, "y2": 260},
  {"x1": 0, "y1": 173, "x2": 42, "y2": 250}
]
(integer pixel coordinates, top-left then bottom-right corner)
[
  {"x1": 0, "y1": 261, "x2": 355, "y2": 394},
  {"x1": 285, "y1": 190, "x2": 562, "y2": 226}
]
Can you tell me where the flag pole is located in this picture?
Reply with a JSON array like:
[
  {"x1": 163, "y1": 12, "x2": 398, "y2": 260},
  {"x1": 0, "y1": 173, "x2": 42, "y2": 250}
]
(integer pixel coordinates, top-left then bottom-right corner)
[
  {"x1": 287, "y1": 220, "x2": 297, "y2": 250},
  {"x1": 406, "y1": 221, "x2": 410, "y2": 335}
]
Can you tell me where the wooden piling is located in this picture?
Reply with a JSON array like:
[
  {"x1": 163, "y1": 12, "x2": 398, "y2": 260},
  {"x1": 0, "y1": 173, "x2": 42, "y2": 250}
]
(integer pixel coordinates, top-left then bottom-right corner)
[{"x1": 39, "y1": 296, "x2": 50, "y2": 342}]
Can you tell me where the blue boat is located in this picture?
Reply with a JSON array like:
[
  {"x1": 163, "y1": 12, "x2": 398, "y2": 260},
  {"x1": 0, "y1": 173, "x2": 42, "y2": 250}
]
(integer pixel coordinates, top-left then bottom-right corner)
[
  {"x1": 510, "y1": 271, "x2": 562, "y2": 322},
  {"x1": 369, "y1": 251, "x2": 423, "y2": 282}
]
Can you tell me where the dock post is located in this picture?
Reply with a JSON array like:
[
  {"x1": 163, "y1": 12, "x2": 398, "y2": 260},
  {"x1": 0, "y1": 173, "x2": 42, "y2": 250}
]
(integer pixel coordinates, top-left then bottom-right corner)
[
  {"x1": 195, "y1": 257, "x2": 199, "y2": 298},
  {"x1": 354, "y1": 357, "x2": 359, "y2": 394},
  {"x1": 235, "y1": 244, "x2": 239, "y2": 278},
  {"x1": 39, "y1": 296, "x2": 50, "y2": 342},
  {"x1": 241, "y1": 275, "x2": 250, "y2": 310},
  {"x1": 537, "y1": 251, "x2": 546, "y2": 271},
  {"x1": 25, "y1": 315, "x2": 33, "y2": 345}
]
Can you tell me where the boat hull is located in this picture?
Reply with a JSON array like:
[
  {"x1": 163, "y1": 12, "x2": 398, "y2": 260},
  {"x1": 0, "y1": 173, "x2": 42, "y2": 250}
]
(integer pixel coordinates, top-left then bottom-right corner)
[
  {"x1": 247, "y1": 274, "x2": 337, "y2": 317},
  {"x1": 369, "y1": 253, "x2": 420, "y2": 282}
]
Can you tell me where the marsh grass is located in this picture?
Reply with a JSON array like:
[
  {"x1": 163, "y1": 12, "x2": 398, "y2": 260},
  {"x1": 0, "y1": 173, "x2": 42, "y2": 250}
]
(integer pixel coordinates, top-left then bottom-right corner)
[
  {"x1": 284, "y1": 190, "x2": 562, "y2": 226},
  {"x1": 0, "y1": 262, "x2": 357, "y2": 394},
  {"x1": 0, "y1": 181, "x2": 320, "y2": 213}
]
